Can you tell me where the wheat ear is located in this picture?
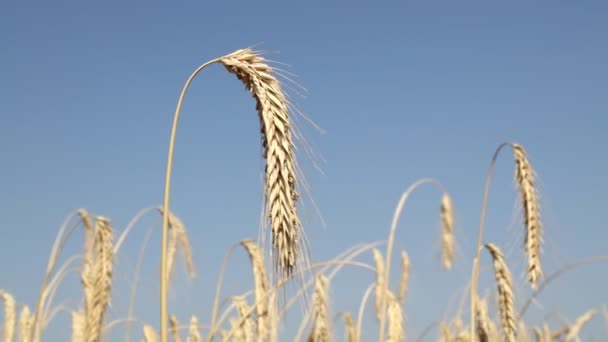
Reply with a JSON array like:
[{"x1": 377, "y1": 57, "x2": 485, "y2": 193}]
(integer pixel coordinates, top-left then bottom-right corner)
[
  {"x1": 19, "y1": 305, "x2": 32, "y2": 342},
  {"x1": 1, "y1": 290, "x2": 16, "y2": 342},
  {"x1": 564, "y1": 309, "x2": 596, "y2": 341},
  {"x1": 232, "y1": 296, "x2": 255, "y2": 342},
  {"x1": 440, "y1": 193, "x2": 455, "y2": 270},
  {"x1": 220, "y1": 49, "x2": 303, "y2": 280},
  {"x1": 159, "y1": 208, "x2": 196, "y2": 282},
  {"x1": 372, "y1": 249, "x2": 386, "y2": 322},
  {"x1": 397, "y1": 251, "x2": 410, "y2": 306},
  {"x1": 307, "y1": 274, "x2": 331, "y2": 342},
  {"x1": 169, "y1": 314, "x2": 181, "y2": 342},
  {"x1": 512, "y1": 144, "x2": 543, "y2": 288},
  {"x1": 485, "y1": 243, "x2": 516, "y2": 342},
  {"x1": 188, "y1": 316, "x2": 201, "y2": 342},
  {"x1": 83, "y1": 216, "x2": 114, "y2": 342},
  {"x1": 340, "y1": 312, "x2": 357, "y2": 342},
  {"x1": 240, "y1": 240, "x2": 270, "y2": 341},
  {"x1": 144, "y1": 325, "x2": 159, "y2": 342},
  {"x1": 386, "y1": 292, "x2": 405, "y2": 342}
]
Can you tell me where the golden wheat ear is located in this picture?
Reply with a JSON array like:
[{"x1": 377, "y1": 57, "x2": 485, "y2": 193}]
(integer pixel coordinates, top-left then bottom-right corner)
[
  {"x1": 485, "y1": 243, "x2": 516, "y2": 342},
  {"x1": 219, "y1": 48, "x2": 304, "y2": 281},
  {"x1": 1, "y1": 290, "x2": 16, "y2": 342},
  {"x1": 307, "y1": 274, "x2": 332, "y2": 342}
]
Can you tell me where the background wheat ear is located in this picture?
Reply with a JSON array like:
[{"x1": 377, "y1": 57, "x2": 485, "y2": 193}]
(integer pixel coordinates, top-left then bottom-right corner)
[
  {"x1": 219, "y1": 48, "x2": 304, "y2": 282},
  {"x1": 1, "y1": 290, "x2": 16, "y2": 342},
  {"x1": 512, "y1": 143, "x2": 543, "y2": 288},
  {"x1": 485, "y1": 243, "x2": 516, "y2": 342},
  {"x1": 440, "y1": 193, "x2": 455, "y2": 271}
]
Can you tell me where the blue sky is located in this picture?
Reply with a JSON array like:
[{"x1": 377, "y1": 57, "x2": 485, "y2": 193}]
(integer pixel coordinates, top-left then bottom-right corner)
[{"x1": 1, "y1": 1, "x2": 607, "y2": 340}]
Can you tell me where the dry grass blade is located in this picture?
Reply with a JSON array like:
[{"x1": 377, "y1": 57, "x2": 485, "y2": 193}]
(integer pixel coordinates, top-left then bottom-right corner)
[
  {"x1": 340, "y1": 312, "x2": 357, "y2": 342},
  {"x1": 372, "y1": 249, "x2": 386, "y2": 322},
  {"x1": 485, "y1": 243, "x2": 516, "y2": 342},
  {"x1": 512, "y1": 143, "x2": 543, "y2": 288},
  {"x1": 386, "y1": 293, "x2": 404, "y2": 342},
  {"x1": 188, "y1": 316, "x2": 201, "y2": 342},
  {"x1": 1, "y1": 290, "x2": 16, "y2": 342},
  {"x1": 240, "y1": 240, "x2": 270, "y2": 341},
  {"x1": 564, "y1": 309, "x2": 596, "y2": 341},
  {"x1": 144, "y1": 324, "x2": 159, "y2": 342},
  {"x1": 220, "y1": 48, "x2": 303, "y2": 280},
  {"x1": 307, "y1": 275, "x2": 331, "y2": 342},
  {"x1": 19, "y1": 305, "x2": 32, "y2": 342},
  {"x1": 169, "y1": 314, "x2": 181, "y2": 342},
  {"x1": 83, "y1": 216, "x2": 114, "y2": 342},
  {"x1": 440, "y1": 193, "x2": 455, "y2": 270},
  {"x1": 71, "y1": 311, "x2": 83, "y2": 342},
  {"x1": 398, "y1": 251, "x2": 410, "y2": 305}
]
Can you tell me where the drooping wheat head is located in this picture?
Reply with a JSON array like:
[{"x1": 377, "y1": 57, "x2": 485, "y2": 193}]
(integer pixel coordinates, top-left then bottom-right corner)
[
  {"x1": 372, "y1": 249, "x2": 386, "y2": 322},
  {"x1": 159, "y1": 208, "x2": 196, "y2": 282},
  {"x1": 397, "y1": 251, "x2": 410, "y2": 305},
  {"x1": 1, "y1": 290, "x2": 16, "y2": 342},
  {"x1": 485, "y1": 243, "x2": 516, "y2": 342},
  {"x1": 440, "y1": 193, "x2": 455, "y2": 270},
  {"x1": 83, "y1": 216, "x2": 114, "y2": 342},
  {"x1": 220, "y1": 49, "x2": 303, "y2": 281},
  {"x1": 307, "y1": 274, "x2": 331, "y2": 342},
  {"x1": 512, "y1": 143, "x2": 542, "y2": 288},
  {"x1": 240, "y1": 240, "x2": 270, "y2": 341}
]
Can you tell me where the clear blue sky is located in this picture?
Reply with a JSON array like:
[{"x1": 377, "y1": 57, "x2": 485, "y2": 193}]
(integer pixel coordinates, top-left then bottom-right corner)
[{"x1": 1, "y1": 1, "x2": 607, "y2": 340}]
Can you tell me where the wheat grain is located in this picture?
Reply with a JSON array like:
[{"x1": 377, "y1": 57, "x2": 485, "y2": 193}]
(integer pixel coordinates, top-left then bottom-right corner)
[
  {"x1": 220, "y1": 49, "x2": 303, "y2": 280},
  {"x1": 240, "y1": 240, "x2": 270, "y2": 342},
  {"x1": 440, "y1": 193, "x2": 455, "y2": 270},
  {"x1": 307, "y1": 275, "x2": 331, "y2": 342},
  {"x1": 397, "y1": 251, "x2": 410, "y2": 305},
  {"x1": 1, "y1": 290, "x2": 16, "y2": 342},
  {"x1": 485, "y1": 243, "x2": 516, "y2": 342},
  {"x1": 512, "y1": 144, "x2": 543, "y2": 288}
]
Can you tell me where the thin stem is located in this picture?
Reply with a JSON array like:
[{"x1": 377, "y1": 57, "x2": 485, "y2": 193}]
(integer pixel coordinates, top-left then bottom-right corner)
[
  {"x1": 161, "y1": 57, "x2": 220, "y2": 342},
  {"x1": 469, "y1": 142, "x2": 511, "y2": 339}
]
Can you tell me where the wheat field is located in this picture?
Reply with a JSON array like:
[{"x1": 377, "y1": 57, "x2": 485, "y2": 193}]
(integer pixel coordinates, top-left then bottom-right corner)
[{"x1": 1, "y1": 47, "x2": 607, "y2": 342}]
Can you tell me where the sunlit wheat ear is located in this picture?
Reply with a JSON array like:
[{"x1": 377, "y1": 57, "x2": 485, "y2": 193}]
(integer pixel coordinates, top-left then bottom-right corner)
[
  {"x1": 564, "y1": 309, "x2": 596, "y2": 342},
  {"x1": 533, "y1": 324, "x2": 551, "y2": 342},
  {"x1": 84, "y1": 216, "x2": 114, "y2": 342},
  {"x1": 512, "y1": 143, "x2": 543, "y2": 288},
  {"x1": 371, "y1": 249, "x2": 386, "y2": 322},
  {"x1": 169, "y1": 314, "x2": 181, "y2": 342},
  {"x1": 440, "y1": 193, "x2": 455, "y2": 270},
  {"x1": 439, "y1": 322, "x2": 452, "y2": 342},
  {"x1": 220, "y1": 48, "x2": 303, "y2": 280},
  {"x1": 386, "y1": 293, "x2": 404, "y2": 342},
  {"x1": 143, "y1": 325, "x2": 159, "y2": 342},
  {"x1": 188, "y1": 316, "x2": 201, "y2": 342},
  {"x1": 1, "y1": 290, "x2": 16, "y2": 342},
  {"x1": 159, "y1": 208, "x2": 196, "y2": 282},
  {"x1": 518, "y1": 321, "x2": 530, "y2": 342},
  {"x1": 232, "y1": 296, "x2": 255, "y2": 342},
  {"x1": 397, "y1": 251, "x2": 410, "y2": 305},
  {"x1": 340, "y1": 312, "x2": 357, "y2": 342},
  {"x1": 71, "y1": 311, "x2": 83, "y2": 342},
  {"x1": 19, "y1": 305, "x2": 33, "y2": 342},
  {"x1": 307, "y1": 275, "x2": 331, "y2": 342},
  {"x1": 474, "y1": 294, "x2": 490, "y2": 342},
  {"x1": 240, "y1": 240, "x2": 270, "y2": 341},
  {"x1": 485, "y1": 243, "x2": 516, "y2": 342}
]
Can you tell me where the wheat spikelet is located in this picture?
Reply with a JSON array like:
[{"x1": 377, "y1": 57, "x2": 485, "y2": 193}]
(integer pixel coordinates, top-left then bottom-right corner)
[
  {"x1": 440, "y1": 193, "x2": 455, "y2": 270},
  {"x1": 485, "y1": 243, "x2": 516, "y2": 342},
  {"x1": 169, "y1": 314, "x2": 181, "y2": 342},
  {"x1": 83, "y1": 216, "x2": 114, "y2": 342},
  {"x1": 386, "y1": 293, "x2": 405, "y2": 342},
  {"x1": 397, "y1": 251, "x2": 410, "y2": 305},
  {"x1": 371, "y1": 249, "x2": 385, "y2": 322},
  {"x1": 220, "y1": 49, "x2": 303, "y2": 280},
  {"x1": 1, "y1": 290, "x2": 16, "y2": 342},
  {"x1": 232, "y1": 296, "x2": 255, "y2": 342},
  {"x1": 307, "y1": 274, "x2": 331, "y2": 342},
  {"x1": 188, "y1": 316, "x2": 201, "y2": 342},
  {"x1": 340, "y1": 312, "x2": 357, "y2": 342},
  {"x1": 240, "y1": 240, "x2": 270, "y2": 341},
  {"x1": 70, "y1": 311, "x2": 84, "y2": 342},
  {"x1": 19, "y1": 305, "x2": 32, "y2": 342},
  {"x1": 144, "y1": 325, "x2": 159, "y2": 342},
  {"x1": 564, "y1": 309, "x2": 596, "y2": 341},
  {"x1": 512, "y1": 143, "x2": 543, "y2": 288}
]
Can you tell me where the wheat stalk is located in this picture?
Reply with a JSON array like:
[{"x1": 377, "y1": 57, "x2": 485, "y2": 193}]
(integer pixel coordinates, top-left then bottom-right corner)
[
  {"x1": 512, "y1": 144, "x2": 543, "y2": 288},
  {"x1": 188, "y1": 316, "x2": 201, "y2": 342},
  {"x1": 1, "y1": 290, "x2": 16, "y2": 342},
  {"x1": 485, "y1": 243, "x2": 516, "y2": 342},
  {"x1": 440, "y1": 193, "x2": 455, "y2": 270},
  {"x1": 83, "y1": 216, "x2": 114, "y2": 342},
  {"x1": 220, "y1": 48, "x2": 303, "y2": 280},
  {"x1": 307, "y1": 274, "x2": 331, "y2": 342},
  {"x1": 240, "y1": 240, "x2": 270, "y2": 342}
]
